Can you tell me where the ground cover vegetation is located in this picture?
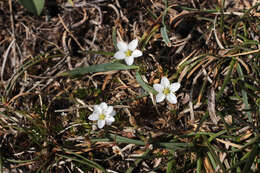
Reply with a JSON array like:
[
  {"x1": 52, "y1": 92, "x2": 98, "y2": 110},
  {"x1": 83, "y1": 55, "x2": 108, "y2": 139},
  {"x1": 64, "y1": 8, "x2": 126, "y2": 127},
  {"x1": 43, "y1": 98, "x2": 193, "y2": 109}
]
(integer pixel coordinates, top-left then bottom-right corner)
[{"x1": 0, "y1": 0, "x2": 260, "y2": 172}]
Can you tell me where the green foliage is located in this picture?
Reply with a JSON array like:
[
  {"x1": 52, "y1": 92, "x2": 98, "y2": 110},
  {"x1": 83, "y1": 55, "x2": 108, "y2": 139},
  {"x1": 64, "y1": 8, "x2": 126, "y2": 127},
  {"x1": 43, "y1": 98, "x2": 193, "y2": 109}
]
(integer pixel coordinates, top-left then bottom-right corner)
[
  {"x1": 18, "y1": 0, "x2": 45, "y2": 15},
  {"x1": 135, "y1": 71, "x2": 157, "y2": 94},
  {"x1": 57, "y1": 151, "x2": 107, "y2": 173},
  {"x1": 161, "y1": 26, "x2": 171, "y2": 46},
  {"x1": 61, "y1": 61, "x2": 139, "y2": 77},
  {"x1": 161, "y1": 2, "x2": 171, "y2": 46}
]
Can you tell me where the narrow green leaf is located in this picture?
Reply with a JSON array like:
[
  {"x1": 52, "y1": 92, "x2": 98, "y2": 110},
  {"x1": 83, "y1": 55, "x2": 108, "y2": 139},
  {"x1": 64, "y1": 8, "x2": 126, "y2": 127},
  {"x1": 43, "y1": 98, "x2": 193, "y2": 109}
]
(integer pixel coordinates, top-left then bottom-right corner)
[
  {"x1": 166, "y1": 150, "x2": 175, "y2": 173},
  {"x1": 244, "y1": 82, "x2": 260, "y2": 91},
  {"x1": 161, "y1": 26, "x2": 171, "y2": 46},
  {"x1": 36, "y1": 158, "x2": 51, "y2": 173},
  {"x1": 236, "y1": 63, "x2": 252, "y2": 122},
  {"x1": 6, "y1": 158, "x2": 38, "y2": 163},
  {"x1": 157, "y1": 142, "x2": 189, "y2": 150},
  {"x1": 91, "y1": 133, "x2": 145, "y2": 145},
  {"x1": 203, "y1": 135, "x2": 226, "y2": 172},
  {"x1": 135, "y1": 71, "x2": 157, "y2": 94},
  {"x1": 67, "y1": 150, "x2": 107, "y2": 172},
  {"x1": 226, "y1": 155, "x2": 247, "y2": 171},
  {"x1": 208, "y1": 130, "x2": 227, "y2": 142},
  {"x1": 19, "y1": 0, "x2": 45, "y2": 15},
  {"x1": 242, "y1": 145, "x2": 258, "y2": 173},
  {"x1": 112, "y1": 27, "x2": 118, "y2": 50},
  {"x1": 146, "y1": 8, "x2": 158, "y2": 19},
  {"x1": 91, "y1": 133, "x2": 190, "y2": 151},
  {"x1": 161, "y1": 5, "x2": 171, "y2": 46},
  {"x1": 57, "y1": 153, "x2": 107, "y2": 173},
  {"x1": 207, "y1": 152, "x2": 217, "y2": 169},
  {"x1": 163, "y1": 0, "x2": 168, "y2": 7},
  {"x1": 196, "y1": 156, "x2": 202, "y2": 173},
  {"x1": 229, "y1": 135, "x2": 260, "y2": 153},
  {"x1": 140, "y1": 24, "x2": 161, "y2": 51},
  {"x1": 216, "y1": 58, "x2": 236, "y2": 100},
  {"x1": 60, "y1": 62, "x2": 139, "y2": 77}
]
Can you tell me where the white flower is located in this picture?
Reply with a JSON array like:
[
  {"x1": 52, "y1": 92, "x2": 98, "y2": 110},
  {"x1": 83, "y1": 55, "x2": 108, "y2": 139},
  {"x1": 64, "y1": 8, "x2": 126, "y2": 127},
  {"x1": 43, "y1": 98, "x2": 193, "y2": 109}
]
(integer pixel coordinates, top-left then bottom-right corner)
[
  {"x1": 114, "y1": 39, "x2": 143, "y2": 65},
  {"x1": 88, "y1": 102, "x2": 116, "y2": 129},
  {"x1": 153, "y1": 77, "x2": 180, "y2": 104}
]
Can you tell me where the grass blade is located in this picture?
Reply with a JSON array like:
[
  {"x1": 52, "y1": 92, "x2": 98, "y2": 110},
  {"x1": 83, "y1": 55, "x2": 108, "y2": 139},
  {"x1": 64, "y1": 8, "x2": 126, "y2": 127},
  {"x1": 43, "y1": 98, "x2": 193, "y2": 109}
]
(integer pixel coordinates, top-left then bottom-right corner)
[
  {"x1": 135, "y1": 71, "x2": 157, "y2": 94},
  {"x1": 91, "y1": 133, "x2": 189, "y2": 150},
  {"x1": 156, "y1": 142, "x2": 189, "y2": 150},
  {"x1": 166, "y1": 151, "x2": 175, "y2": 173},
  {"x1": 236, "y1": 63, "x2": 252, "y2": 122},
  {"x1": 161, "y1": 26, "x2": 171, "y2": 46},
  {"x1": 91, "y1": 133, "x2": 145, "y2": 145},
  {"x1": 203, "y1": 135, "x2": 226, "y2": 172},
  {"x1": 60, "y1": 62, "x2": 139, "y2": 77},
  {"x1": 216, "y1": 58, "x2": 236, "y2": 100},
  {"x1": 57, "y1": 153, "x2": 107, "y2": 173},
  {"x1": 161, "y1": 3, "x2": 171, "y2": 46},
  {"x1": 242, "y1": 145, "x2": 258, "y2": 173},
  {"x1": 112, "y1": 27, "x2": 118, "y2": 50},
  {"x1": 196, "y1": 156, "x2": 202, "y2": 173}
]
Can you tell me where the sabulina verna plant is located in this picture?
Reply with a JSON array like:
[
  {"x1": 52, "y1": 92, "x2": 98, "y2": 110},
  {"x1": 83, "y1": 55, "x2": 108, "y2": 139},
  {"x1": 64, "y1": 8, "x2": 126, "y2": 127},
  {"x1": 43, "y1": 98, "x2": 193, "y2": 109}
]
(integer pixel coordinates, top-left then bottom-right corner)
[
  {"x1": 88, "y1": 102, "x2": 116, "y2": 129},
  {"x1": 114, "y1": 39, "x2": 143, "y2": 65},
  {"x1": 153, "y1": 76, "x2": 180, "y2": 104}
]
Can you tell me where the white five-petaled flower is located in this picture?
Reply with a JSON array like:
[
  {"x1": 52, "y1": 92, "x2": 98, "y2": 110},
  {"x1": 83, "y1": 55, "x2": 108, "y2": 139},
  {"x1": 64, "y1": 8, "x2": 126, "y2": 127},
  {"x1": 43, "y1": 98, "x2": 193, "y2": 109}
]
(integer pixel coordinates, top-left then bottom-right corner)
[
  {"x1": 153, "y1": 77, "x2": 180, "y2": 104},
  {"x1": 88, "y1": 102, "x2": 116, "y2": 129},
  {"x1": 114, "y1": 39, "x2": 143, "y2": 66}
]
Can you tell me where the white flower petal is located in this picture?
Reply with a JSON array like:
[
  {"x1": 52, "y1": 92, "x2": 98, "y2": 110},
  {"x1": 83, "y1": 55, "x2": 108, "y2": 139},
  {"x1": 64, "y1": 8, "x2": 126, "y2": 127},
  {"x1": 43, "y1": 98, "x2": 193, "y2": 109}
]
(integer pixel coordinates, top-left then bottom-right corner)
[
  {"x1": 106, "y1": 116, "x2": 115, "y2": 125},
  {"x1": 97, "y1": 120, "x2": 106, "y2": 129},
  {"x1": 169, "y1": 82, "x2": 181, "y2": 92},
  {"x1": 125, "y1": 57, "x2": 134, "y2": 66},
  {"x1": 93, "y1": 105, "x2": 102, "y2": 114},
  {"x1": 128, "y1": 39, "x2": 138, "y2": 51},
  {"x1": 161, "y1": 77, "x2": 170, "y2": 87},
  {"x1": 166, "y1": 93, "x2": 177, "y2": 104},
  {"x1": 132, "y1": 50, "x2": 142, "y2": 58},
  {"x1": 110, "y1": 110, "x2": 116, "y2": 117},
  {"x1": 117, "y1": 41, "x2": 128, "y2": 51},
  {"x1": 156, "y1": 93, "x2": 166, "y2": 103},
  {"x1": 104, "y1": 106, "x2": 113, "y2": 115},
  {"x1": 114, "y1": 51, "x2": 126, "y2": 60},
  {"x1": 99, "y1": 102, "x2": 108, "y2": 110},
  {"x1": 153, "y1": 84, "x2": 164, "y2": 93},
  {"x1": 88, "y1": 113, "x2": 99, "y2": 121}
]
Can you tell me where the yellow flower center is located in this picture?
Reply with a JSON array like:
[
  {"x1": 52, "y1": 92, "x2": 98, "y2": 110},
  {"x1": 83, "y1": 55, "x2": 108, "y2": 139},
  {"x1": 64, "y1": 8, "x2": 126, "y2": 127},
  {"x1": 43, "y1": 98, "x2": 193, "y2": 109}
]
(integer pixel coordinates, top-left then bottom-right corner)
[
  {"x1": 99, "y1": 114, "x2": 105, "y2": 120},
  {"x1": 125, "y1": 50, "x2": 132, "y2": 57},
  {"x1": 163, "y1": 88, "x2": 170, "y2": 95}
]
